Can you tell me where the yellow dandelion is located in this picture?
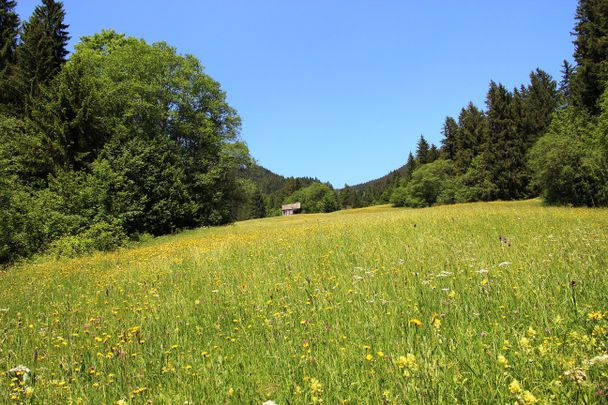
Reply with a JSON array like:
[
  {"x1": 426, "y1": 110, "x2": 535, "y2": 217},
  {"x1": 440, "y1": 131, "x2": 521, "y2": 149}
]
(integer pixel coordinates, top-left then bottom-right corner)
[
  {"x1": 588, "y1": 311, "x2": 604, "y2": 321},
  {"x1": 409, "y1": 319, "x2": 422, "y2": 328}
]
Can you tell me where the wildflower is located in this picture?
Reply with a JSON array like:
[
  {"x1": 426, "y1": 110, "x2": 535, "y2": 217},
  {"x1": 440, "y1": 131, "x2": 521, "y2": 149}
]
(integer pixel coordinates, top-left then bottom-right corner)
[
  {"x1": 481, "y1": 278, "x2": 489, "y2": 286},
  {"x1": 586, "y1": 354, "x2": 608, "y2": 367},
  {"x1": 522, "y1": 390, "x2": 539, "y2": 404},
  {"x1": 365, "y1": 354, "x2": 373, "y2": 361},
  {"x1": 588, "y1": 311, "x2": 604, "y2": 321},
  {"x1": 24, "y1": 386, "x2": 34, "y2": 398},
  {"x1": 409, "y1": 319, "x2": 422, "y2": 328},
  {"x1": 497, "y1": 354, "x2": 509, "y2": 368},
  {"x1": 448, "y1": 290, "x2": 457, "y2": 299},
  {"x1": 519, "y1": 337, "x2": 530, "y2": 350},
  {"x1": 227, "y1": 387, "x2": 234, "y2": 397},
  {"x1": 527, "y1": 327, "x2": 537, "y2": 338},
  {"x1": 115, "y1": 400, "x2": 128, "y2": 405},
  {"x1": 564, "y1": 368, "x2": 587, "y2": 384},
  {"x1": 508, "y1": 379, "x2": 522, "y2": 395},
  {"x1": 263, "y1": 401, "x2": 278, "y2": 405},
  {"x1": 309, "y1": 378, "x2": 323, "y2": 395}
]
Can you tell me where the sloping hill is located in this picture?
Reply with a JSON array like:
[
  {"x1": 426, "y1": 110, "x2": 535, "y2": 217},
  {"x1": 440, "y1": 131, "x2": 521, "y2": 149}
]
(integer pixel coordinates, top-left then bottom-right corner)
[{"x1": 1, "y1": 200, "x2": 607, "y2": 403}]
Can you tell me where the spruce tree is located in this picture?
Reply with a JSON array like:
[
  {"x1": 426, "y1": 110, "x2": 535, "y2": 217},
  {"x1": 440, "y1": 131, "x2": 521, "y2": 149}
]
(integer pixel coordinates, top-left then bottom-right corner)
[
  {"x1": 485, "y1": 81, "x2": 527, "y2": 199},
  {"x1": 454, "y1": 102, "x2": 487, "y2": 171},
  {"x1": 519, "y1": 69, "x2": 558, "y2": 147},
  {"x1": 415, "y1": 135, "x2": 430, "y2": 165},
  {"x1": 16, "y1": 0, "x2": 69, "y2": 110},
  {"x1": 440, "y1": 116, "x2": 458, "y2": 160},
  {"x1": 403, "y1": 152, "x2": 417, "y2": 180},
  {"x1": 570, "y1": 0, "x2": 608, "y2": 113},
  {"x1": 559, "y1": 60, "x2": 574, "y2": 103},
  {"x1": 0, "y1": 0, "x2": 19, "y2": 108}
]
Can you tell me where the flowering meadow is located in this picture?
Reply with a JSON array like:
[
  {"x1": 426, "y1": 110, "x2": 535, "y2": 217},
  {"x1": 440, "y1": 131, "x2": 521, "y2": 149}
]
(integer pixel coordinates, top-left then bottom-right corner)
[{"x1": 1, "y1": 200, "x2": 607, "y2": 404}]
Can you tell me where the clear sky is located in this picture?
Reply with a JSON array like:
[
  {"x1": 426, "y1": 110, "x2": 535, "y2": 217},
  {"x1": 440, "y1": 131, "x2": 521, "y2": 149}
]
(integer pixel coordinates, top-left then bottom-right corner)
[{"x1": 16, "y1": 0, "x2": 578, "y2": 187}]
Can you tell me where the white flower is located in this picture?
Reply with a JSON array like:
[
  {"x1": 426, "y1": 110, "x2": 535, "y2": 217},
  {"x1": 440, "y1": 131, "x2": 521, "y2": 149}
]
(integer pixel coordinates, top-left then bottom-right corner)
[
  {"x1": 498, "y1": 262, "x2": 511, "y2": 267},
  {"x1": 262, "y1": 401, "x2": 278, "y2": 405},
  {"x1": 586, "y1": 354, "x2": 608, "y2": 367}
]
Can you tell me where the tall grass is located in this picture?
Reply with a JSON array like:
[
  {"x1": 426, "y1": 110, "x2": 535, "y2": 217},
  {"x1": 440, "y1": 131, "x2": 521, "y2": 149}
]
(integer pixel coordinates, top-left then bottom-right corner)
[{"x1": 1, "y1": 200, "x2": 607, "y2": 403}]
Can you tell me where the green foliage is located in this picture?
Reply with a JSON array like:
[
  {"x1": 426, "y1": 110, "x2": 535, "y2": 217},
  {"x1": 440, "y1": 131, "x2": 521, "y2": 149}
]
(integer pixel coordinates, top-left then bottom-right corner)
[
  {"x1": 0, "y1": 0, "x2": 19, "y2": 111},
  {"x1": 285, "y1": 182, "x2": 339, "y2": 213},
  {"x1": 0, "y1": 29, "x2": 248, "y2": 264},
  {"x1": 47, "y1": 220, "x2": 127, "y2": 259},
  {"x1": 529, "y1": 106, "x2": 608, "y2": 206},
  {"x1": 570, "y1": 0, "x2": 608, "y2": 113},
  {"x1": 16, "y1": 0, "x2": 69, "y2": 110},
  {"x1": 390, "y1": 159, "x2": 455, "y2": 208}
]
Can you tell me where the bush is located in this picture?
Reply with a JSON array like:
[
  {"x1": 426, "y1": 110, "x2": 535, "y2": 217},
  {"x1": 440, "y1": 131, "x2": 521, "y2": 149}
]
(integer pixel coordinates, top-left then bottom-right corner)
[
  {"x1": 47, "y1": 220, "x2": 127, "y2": 259},
  {"x1": 284, "y1": 182, "x2": 339, "y2": 213},
  {"x1": 390, "y1": 160, "x2": 455, "y2": 208},
  {"x1": 529, "y1": 107, "x2": 608, "y2": 206}
]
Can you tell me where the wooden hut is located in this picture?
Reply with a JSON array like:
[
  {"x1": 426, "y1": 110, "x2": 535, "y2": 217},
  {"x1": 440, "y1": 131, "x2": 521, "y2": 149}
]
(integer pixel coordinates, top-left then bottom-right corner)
[{"x1": 281, "y1": 202, "x2": 301, "y2": 216}]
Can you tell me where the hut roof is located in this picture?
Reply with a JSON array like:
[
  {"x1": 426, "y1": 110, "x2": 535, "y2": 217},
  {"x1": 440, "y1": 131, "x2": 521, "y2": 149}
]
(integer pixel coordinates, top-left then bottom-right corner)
[{"x1": 281, "y1": 202, "x2": 301, "y2": 210}]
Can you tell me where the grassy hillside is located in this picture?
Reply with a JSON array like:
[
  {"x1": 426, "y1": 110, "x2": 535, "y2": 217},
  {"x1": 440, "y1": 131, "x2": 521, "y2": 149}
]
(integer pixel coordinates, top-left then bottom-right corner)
[{"x1": 1, "y1": 200, "x2": 607, "y2": 403}]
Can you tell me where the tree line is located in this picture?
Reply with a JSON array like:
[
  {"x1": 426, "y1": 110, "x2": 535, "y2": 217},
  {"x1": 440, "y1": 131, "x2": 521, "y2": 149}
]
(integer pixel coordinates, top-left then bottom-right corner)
[{"x1": 343, "y1": 0, "x2": 608, "y2": 210}]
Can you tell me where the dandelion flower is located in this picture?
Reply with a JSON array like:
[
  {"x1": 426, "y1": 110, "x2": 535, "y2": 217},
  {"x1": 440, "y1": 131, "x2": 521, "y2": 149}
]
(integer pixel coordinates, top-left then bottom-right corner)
[{"x1": 409, "y1": 319, "x2": 422, "y2": 328}]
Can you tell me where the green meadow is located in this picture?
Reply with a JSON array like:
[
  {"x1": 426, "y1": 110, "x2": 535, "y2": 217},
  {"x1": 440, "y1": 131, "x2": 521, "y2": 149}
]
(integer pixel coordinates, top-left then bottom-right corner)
[{"x1": 1, "y1": 200, "x2": 608, "y2": 404}]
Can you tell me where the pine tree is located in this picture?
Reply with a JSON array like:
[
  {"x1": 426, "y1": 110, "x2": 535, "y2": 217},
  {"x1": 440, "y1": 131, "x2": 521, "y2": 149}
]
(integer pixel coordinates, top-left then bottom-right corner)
[
  {"x1": 440, "y1": 116, "x2": 459, "y2": 160},
  {"x1": 0, "y1": 0, "x2": 19, "y2": 108},
  {"x1": 415, "y1": 135, "x2": 430, "y2": 165},
  {"x1": 570, "y1": 0, "x2": 608, "y2": 113},
  {"x1": 16, "y1": 0, "x2": 69, "y2": 110}
]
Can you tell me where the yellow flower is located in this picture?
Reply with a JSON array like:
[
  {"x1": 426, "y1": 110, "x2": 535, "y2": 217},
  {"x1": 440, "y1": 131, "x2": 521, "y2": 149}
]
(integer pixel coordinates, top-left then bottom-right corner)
[
  {"x1": 365, "y1": 354, "x2": 373, "y2": 361},
  {"x1": 588, "y1": 311, "x2": 604, "y2": 321},
  {"x1": 497, "y1": 354, "x2": 509, "y2": 368},
  {"x1": 24, "y1": 386, "x2": 34, "y2": 398},
  {"x1": 481, "y1": 278, "x2": 489, "y2": 285},
  {"x1": 519, "y1": 336, "x2": 530, "y2": 350},
  {"x1": 508, "y1": 379, "x2": 522, "y2": 395},
  {"x1": 522, "y1": 390, "x2": 539, "y2": 404},
  {"x1": 409, "y1": 319, "x2": 422, "y2": 328},
  {"x1": 309, "y1": 378, "x2": 323, "y2": 395}
]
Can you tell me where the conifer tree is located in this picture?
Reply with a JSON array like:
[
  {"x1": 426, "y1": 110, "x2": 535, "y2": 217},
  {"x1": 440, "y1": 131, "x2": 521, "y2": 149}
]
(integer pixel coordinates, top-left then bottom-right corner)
[
  {"x1": 485, "y1": 81, "x2": 527, "y2": 199},
  {"x1": 570, "y1": 0, "x2": 608, "y2": 113},
  {"x1": 415, "y1": 135, "x2": 430, "y2": 165},
  {"x1": 519, "y1": 69, "x2": 559, "y2": 146},
  {"x1": 403, "y1": 152, "x2": 417, "y2": 180},
  {"x1": 0, "y1": 0, "x2": 19, "y2": 108},
  {"x1": 454, "y1": 102, "x2": 487, "y2": 171},
  {"x1": 440, "y1": 116, "x2": 458, "y2": 160},
  {"x1": 16, "y1": 0, "x2": 69, "y2": 110},
  {"x1": 559, "y1": 60, "x2": 574, "y2": 103}
]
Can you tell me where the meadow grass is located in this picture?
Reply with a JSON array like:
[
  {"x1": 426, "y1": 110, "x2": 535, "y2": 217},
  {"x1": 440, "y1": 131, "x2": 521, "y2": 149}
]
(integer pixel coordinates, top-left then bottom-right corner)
[{"x1": 1, "y1": 200, "x2": 607, "y2": 404}]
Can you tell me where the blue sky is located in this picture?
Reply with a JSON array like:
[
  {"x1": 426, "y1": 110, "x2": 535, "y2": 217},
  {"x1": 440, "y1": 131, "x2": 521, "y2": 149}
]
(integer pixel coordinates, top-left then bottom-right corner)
[{"x1": 17, "y1": 0, "x2": 578, "y2": 187}]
